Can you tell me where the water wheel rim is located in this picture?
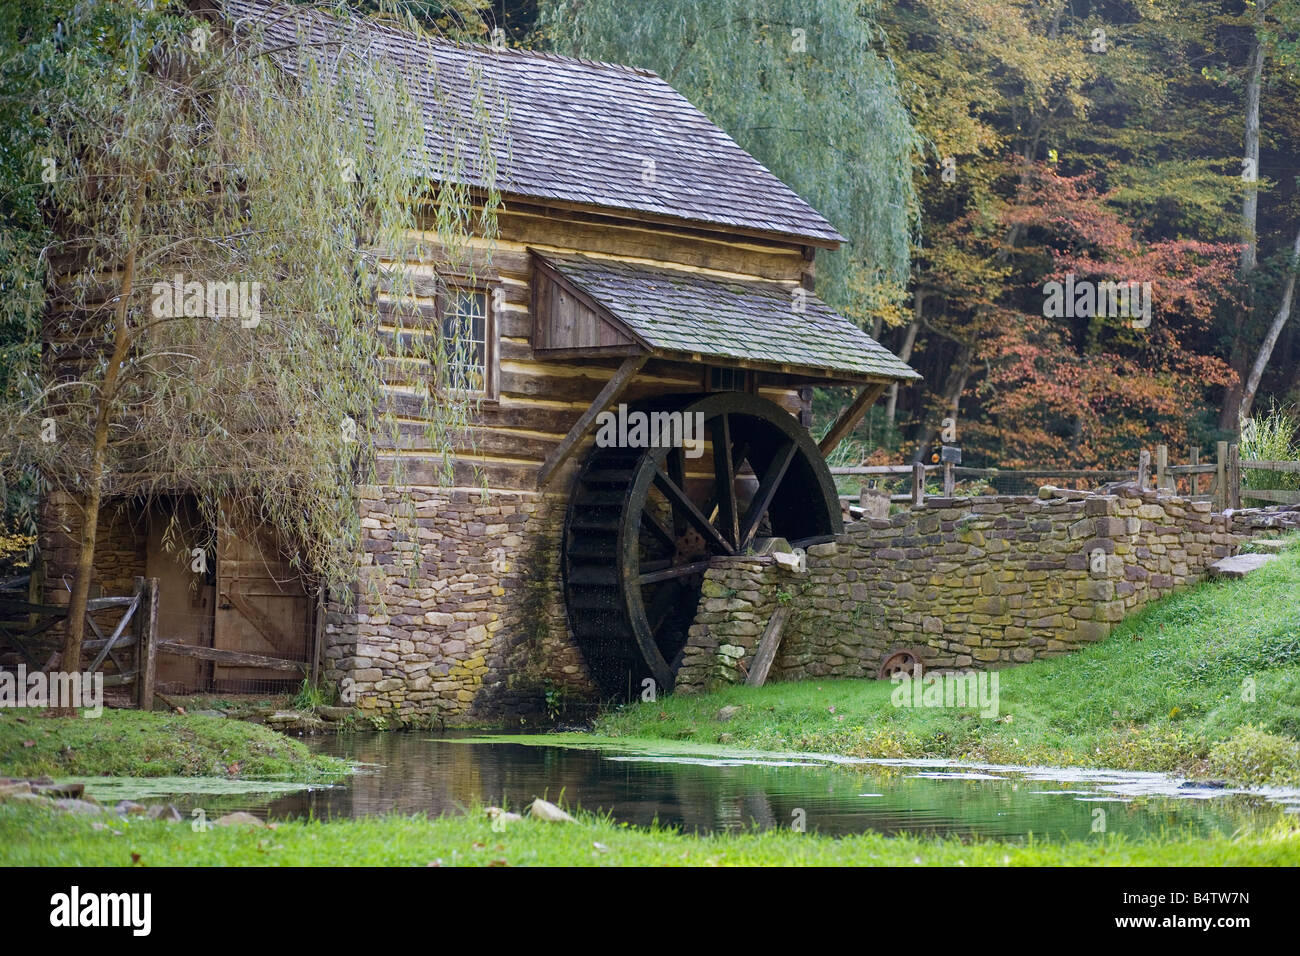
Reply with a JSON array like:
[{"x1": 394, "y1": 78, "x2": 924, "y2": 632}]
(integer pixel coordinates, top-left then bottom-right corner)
[{"x1": 616, "y1": 392, "x2": 842, "y2": 692}]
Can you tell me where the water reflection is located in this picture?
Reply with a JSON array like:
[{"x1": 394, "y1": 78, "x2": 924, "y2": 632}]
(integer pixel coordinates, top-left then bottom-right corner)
[{"x1": 112, "y1": 731, "x2": 1296, "y2": 842}]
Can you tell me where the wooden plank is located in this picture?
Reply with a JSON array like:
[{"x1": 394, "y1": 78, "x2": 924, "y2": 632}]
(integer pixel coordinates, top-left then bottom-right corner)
[
  {"x1": 953, "y1": 468, "x2": 1132, "y2": 480},
  {"x1": 137, "y1": 577, "x2": 158, "y2": 711},
  {"x1": 310, "y1": 588, "x2": 325, "y2": 686},
  {"x1": 911, "y1": 462, "x2": 925, "y2": 506},
  {"x1": 1228, "y1": 443, "x2": 1241, "y2": 509},
  {"x1": 817, "y1": 383, "x2": 886, "y2": 455},
  {"x1": 536, "y1": 354, "x2": 648, "y2": 488},
  {"x1": 1137, "y1": 449, "x2": 1151, "y2": 490},
  {"x1": 1216, "y1": 441, "x2": 1228, "y2": 511},
  {"x1": 746, "y1": 605, "x2": 791, "y2": 688},
  {"x1": 1156, "y1": 444, "x2": 1169, "y2": 490},
  {"x1": 86, "y1": 586, "x2": 140, "y2": 675},
  {"x1": 1242, "y1": 459, "x2": 1300, "y2": 473},
  {"x1": 155, "y1": 640, "x2": 308, "y2": 673},
  {"x1": 1189, "y1": 446, "x2": 1200, "y2": 497},
  {"x1": 830, "y1": 465, "x2": 940, "y2": 476},
  {"x1": 1241, "y1": 488, "x2": 1300, "y2": 504}
]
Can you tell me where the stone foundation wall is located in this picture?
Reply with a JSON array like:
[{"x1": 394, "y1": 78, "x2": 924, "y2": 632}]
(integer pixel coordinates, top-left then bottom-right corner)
[
  {"x1": 323, "y1": 486, "x2": 595, "y2": 724},
  {"x1": 675, "y1": 486, "x2": 1297, "y2": 693},
  {"x1": 37, "y1": 492, "x2": 146, "y2": 642}
]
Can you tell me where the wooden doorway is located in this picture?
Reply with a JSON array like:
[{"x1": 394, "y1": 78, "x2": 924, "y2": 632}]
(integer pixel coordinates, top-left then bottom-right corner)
[
  {"x1": 145, "y1": 500, "x2": 213, "y2": 692},
  {"x1": 212, "y1": 514, "x2": 311, "y2": 692}
]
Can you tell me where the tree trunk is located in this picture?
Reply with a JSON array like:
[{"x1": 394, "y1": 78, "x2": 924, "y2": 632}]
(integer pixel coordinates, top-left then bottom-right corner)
[
  {"x1": 912, "y1": 342, "x2": 972, "y2": 464},
  {"x1": 885, "y1": 292, "x2": 924, "y2": 429},
  {"x1": 1219, "y1": 18, "x2": 1268, "y2": 431},
  {"x1": 1240, "y1": 223, "x2": 1300, "y2": 422},
  {"x1": 57, "y1": 185, "x2": 144, "y2": 714}
]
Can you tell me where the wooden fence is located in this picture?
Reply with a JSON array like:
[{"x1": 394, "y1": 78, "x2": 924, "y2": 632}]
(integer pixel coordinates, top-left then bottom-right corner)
[
  {"x1": 0, "y1": 573, "x2": 313, "y2": 710},
  {"x1": 832, "y1": 442, "x2": 1300, "y2": 512},
  {"x1": 0, "y1": 575, "x2": 158, "y2": 707}
]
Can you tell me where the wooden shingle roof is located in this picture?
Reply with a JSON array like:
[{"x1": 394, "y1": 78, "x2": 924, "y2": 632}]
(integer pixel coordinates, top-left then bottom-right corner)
[
  {"x1": 221, "y1": 0, "x2": 845, "y2": 246},
  {"x1": 535, "y1": 253, "x2": 920, "y2": 383}
]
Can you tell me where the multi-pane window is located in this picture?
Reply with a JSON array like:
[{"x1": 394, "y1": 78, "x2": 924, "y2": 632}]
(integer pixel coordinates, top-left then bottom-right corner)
[
  {"x1": 709, "y1": 366, "x2": 748, "y2": 392},
  {"x1": 439, "y1": 287, "x2": 490, "y2": 395}
]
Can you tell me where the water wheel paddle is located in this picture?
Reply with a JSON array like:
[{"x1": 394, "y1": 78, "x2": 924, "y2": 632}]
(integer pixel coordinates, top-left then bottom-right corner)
[{"x1": 562, "y1": 392, "x2": 842, "y2": 700}]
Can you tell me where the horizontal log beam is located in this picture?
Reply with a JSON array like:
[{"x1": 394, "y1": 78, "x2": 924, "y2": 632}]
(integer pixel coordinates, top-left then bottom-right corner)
[{"x1": 155, "y1": 641, "x2": 307, "y2": 673}]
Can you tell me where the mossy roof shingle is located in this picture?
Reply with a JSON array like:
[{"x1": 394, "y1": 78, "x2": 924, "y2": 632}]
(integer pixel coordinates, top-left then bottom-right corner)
[
  {"x1": 223, "y1": 0, "x2": 845, "y2": 245},
  {"x1": 539, "y1": 253, "x2": 919, "y2": 382}
]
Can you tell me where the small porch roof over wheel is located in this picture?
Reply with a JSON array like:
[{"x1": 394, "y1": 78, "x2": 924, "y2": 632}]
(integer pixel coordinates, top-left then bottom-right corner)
[
  {"x1": 531, "y1": 251, "x2": 920, "y2": 487},
  {"x1": 531, "y1": 251, "x2": 921, "y2": 386}
]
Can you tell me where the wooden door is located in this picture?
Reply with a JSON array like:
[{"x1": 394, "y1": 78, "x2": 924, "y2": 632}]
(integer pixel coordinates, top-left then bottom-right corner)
[
  {"x1": 213, "y1": 515, "x2": 310, "y2": 690},
  {"x1": 145, "y1": 500, "x2": 213, "y2": 692}
]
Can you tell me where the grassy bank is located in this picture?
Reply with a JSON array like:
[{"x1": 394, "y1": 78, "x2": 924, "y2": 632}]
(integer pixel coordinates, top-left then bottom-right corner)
[
  {"x1": 1, "y1": 801, "x2": 1295, "y2": 866},
  {"x1": 0, "y1": 708, "x2": 347, "y2": 779},
  {"x1": 594, "y1": 539, "x2": 1300, "y2": 785}
]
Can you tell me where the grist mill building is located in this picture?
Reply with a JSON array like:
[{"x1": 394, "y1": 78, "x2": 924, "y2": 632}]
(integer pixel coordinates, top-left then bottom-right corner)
[{"x1": 38, "y1": 0, "x2": 919, "y2": 722}]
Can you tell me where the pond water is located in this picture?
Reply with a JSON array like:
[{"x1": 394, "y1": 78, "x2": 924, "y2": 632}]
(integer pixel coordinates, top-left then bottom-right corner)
[{"x1": 73, "y1": 731, "x2": 1300, "y2": 842}]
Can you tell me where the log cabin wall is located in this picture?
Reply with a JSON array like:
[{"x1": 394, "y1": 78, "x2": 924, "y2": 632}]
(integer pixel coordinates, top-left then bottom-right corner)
[{"x1": 327, "y1": 206, "x2": 818, "y2": 723}]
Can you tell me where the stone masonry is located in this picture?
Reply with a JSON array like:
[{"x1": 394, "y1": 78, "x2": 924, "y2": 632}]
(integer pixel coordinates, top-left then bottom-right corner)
[
  {"x1": 675, "y1": 485, "x2": 1300, "y2": 693},
  {"x1": 323, "y1": 485, "x2": 595, "y2": 723}
]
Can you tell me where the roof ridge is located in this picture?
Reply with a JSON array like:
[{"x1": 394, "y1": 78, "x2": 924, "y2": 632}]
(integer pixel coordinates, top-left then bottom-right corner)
[
  {"x1": 217, "y1": 0, "x2": 845, "y2": 245},
  {"x1": 225, "y1": 0, "x2": 661, "y2": 79}
]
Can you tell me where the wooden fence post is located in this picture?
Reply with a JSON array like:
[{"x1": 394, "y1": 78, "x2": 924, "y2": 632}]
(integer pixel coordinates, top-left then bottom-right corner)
[
  {"x1": 136, "y1": 577, "x2": 159, "y2": 711},
  {"x1": 1156, "y1": 444, "x2": 1168, "y2": 491},
  {"x1": 1137, "y1": 449, "x2": 1151, "y2": 489},
  {"x1": 942, "y1": 461, "x2": 955, "y2": 497},
  {"x1": 1189, "y1": 446, "x2": 1199, "y2": 497},
  {"x1": 1215, "y1": 440, "x2": 1228, "y2": 510},
  {"x1": 911, "y1": 462, "x2": 926, "y2": 507},
  {"x1": 1227, "y1": 443, "x2": 1241, "y2": 510}
]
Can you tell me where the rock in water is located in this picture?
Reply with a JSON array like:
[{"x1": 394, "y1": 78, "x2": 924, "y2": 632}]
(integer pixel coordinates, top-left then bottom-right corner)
[
  {"x1": 527, "y1": 798, "x2": 575, "y2": 823},
  {"x1": 214, "y1": 811, "x2": 267, "y2": 828},
  {"x1": 52, "y1": 798, "x2": 108, "y2": 815}
]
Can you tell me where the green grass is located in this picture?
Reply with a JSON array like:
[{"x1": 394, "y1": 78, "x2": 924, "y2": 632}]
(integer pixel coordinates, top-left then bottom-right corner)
[
  {"x1": 593, "y1": 537, "x2": 1300, "y2": 785},
  {"x1": 1, "y1": 801, "x2": 1295, "y2": 866},
  {"x1": 0, "y1": 708, "x2": 348, "y2": 779}
]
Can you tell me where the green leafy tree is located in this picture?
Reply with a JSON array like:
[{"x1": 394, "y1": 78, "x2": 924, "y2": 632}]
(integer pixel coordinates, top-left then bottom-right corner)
[
  {"x1": 0, "y1": 0, "x2": 500, "y2": 701},
  {"x1": 534, "y1": 0, "x2": 922, "y2": 328}
]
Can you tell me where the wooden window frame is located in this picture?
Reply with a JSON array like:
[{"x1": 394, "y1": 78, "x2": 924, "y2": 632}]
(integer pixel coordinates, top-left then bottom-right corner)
[
  {"x1": 705, "y1": 366, "x2": 754, "y2": 394},
  {"x1": 434, "y1": 280, "x2": 499, "y2": 403}
]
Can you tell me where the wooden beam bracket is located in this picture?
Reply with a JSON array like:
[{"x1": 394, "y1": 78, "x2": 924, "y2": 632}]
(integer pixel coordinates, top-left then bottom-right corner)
[
  {"x1": 818, "y1": 383, "x2": 887, "y2": 456},
  {"x1": 536, "y1": 354, "x2": 648, "y2": 488}
]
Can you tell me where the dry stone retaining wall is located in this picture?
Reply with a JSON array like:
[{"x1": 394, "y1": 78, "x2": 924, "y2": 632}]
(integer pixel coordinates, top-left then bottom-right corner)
[{"x1": 675, "y1": 486, "x2": 1298, "y2": 694}]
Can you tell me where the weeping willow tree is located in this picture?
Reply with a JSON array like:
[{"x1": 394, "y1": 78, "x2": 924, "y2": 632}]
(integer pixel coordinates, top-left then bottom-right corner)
[
  {"x1": 0, "y1": 0, "x2": 501, "y2": 699},
  {"x1": 535, "y1": 0, "x2": 921, "y2": 329}
]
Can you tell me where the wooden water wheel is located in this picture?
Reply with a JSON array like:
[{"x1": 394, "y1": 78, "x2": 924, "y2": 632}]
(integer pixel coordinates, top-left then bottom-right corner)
[{"x1": 561, "y1": 392, "x2": 842, "y2": 700}]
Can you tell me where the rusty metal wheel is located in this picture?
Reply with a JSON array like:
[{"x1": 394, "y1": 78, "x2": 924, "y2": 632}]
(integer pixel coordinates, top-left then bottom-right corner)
[{"x1": 878, "y1": 648, "x2": 925, "y2": 680}]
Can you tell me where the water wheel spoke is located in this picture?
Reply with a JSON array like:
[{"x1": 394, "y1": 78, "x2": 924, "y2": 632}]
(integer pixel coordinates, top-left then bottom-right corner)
[
  {"x1": 652, "y1": 465, "x2": 735, "y2": 556},
  {"x1": 710, "y1": 413, "x2": 739, "y2": 548},
  {"x1": 563, "y1": 392, "x2": 841, "y2": 701},
  {"x1": 666, "y1": 445, "x2": 687, "y2": 536},
  {"x1": 639, "y1": 559, "x2": 713, "y2": 586},
  {"x1": 645, "y1": 583, "x2": 680, "y2": 638},
  {"x1": 640, "y1": 509, "x2": 677, "y2": 554},
  {"x1": 739, "y1": 439, "x2": 797, "y2": 549}
]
